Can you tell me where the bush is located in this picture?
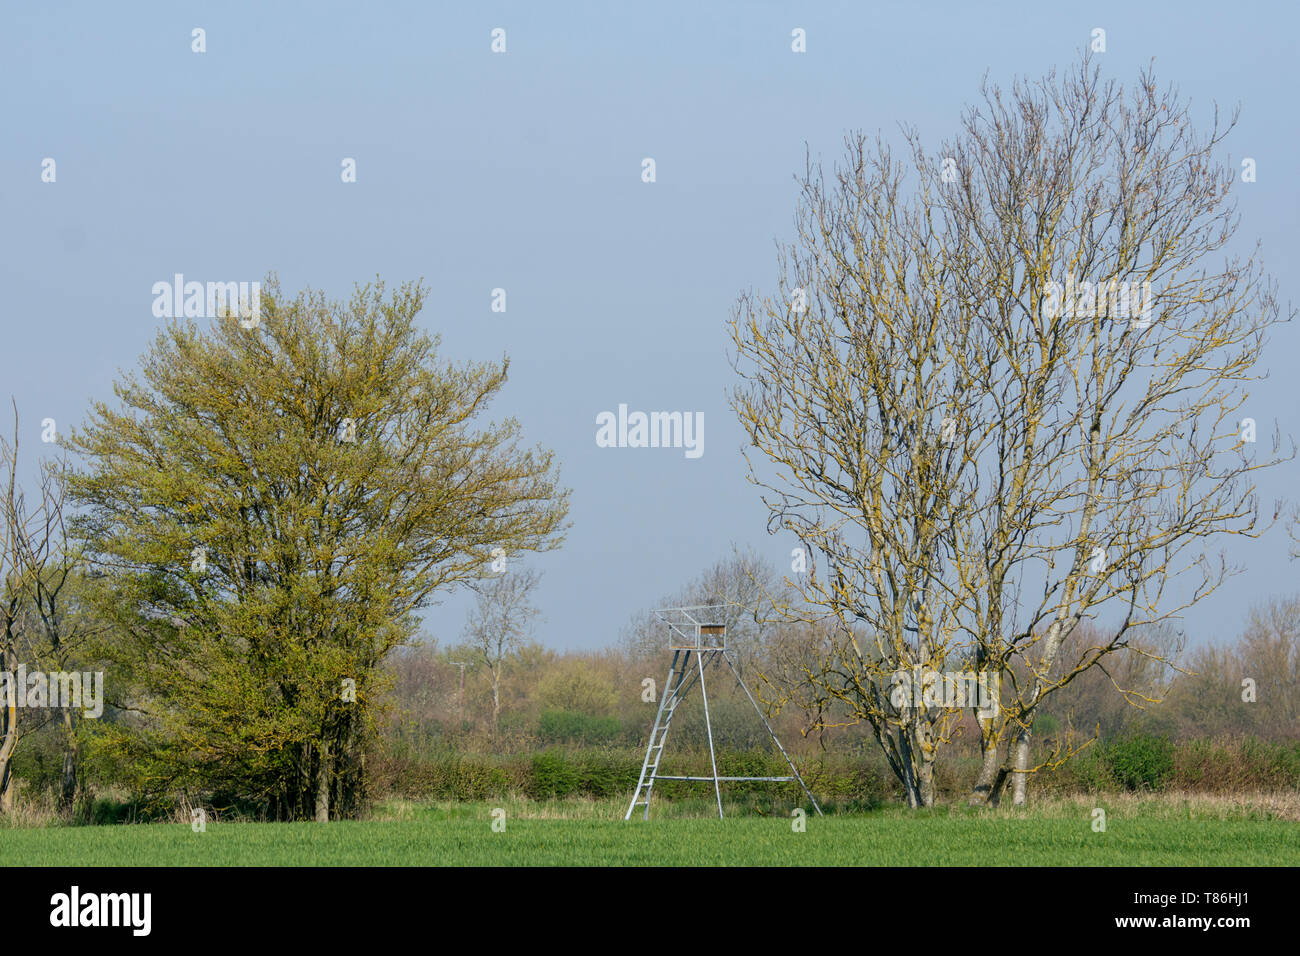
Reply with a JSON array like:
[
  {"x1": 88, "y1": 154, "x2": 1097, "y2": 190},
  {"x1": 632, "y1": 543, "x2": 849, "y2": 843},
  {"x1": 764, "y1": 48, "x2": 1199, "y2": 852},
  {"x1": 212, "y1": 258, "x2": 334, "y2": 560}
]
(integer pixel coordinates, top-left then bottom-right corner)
[
  {"x1": 1060, "y1": 745, "x2": 1118, "y2": 793},
  {"x1": 1172, "y1": 736, "x2": 1300, "y2": 793},
  {"x1": 537, "y1": 710, "x2": 622, "y2": 745},
  {"x1": 528, "y1": 750, "x2": 639, "y2": 799},
  {"x1": 530, "y1": 750, "x2": 581, "y2": 798},
  {"x1": 366, "y1": 735, "x2": 1300, "y2": 807},
  {"x1": 1103, "y1": 733, "x2": 1175, "y2": 791}
]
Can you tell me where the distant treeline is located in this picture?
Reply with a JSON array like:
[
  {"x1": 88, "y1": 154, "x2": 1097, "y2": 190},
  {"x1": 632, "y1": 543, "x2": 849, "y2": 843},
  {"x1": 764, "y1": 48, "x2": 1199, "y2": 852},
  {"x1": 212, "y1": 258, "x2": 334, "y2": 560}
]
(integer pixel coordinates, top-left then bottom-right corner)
[
  {"x1": 371, "y1": 557, "x2": 1300, "y2": 764},
  {"x1": 10, "y1": 549, "x2": 1298, "y2": 816}
]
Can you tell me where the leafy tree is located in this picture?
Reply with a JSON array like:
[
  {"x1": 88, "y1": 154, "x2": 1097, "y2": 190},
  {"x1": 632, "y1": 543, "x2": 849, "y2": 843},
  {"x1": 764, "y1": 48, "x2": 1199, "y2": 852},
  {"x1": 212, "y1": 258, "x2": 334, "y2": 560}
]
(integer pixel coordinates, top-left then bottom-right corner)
[
  {"x1": 537, "y1": 659, "x2": 618, "y2": 716},
  {"x1": 67, "y1": 278, "x2": 570, "y2": 820}
]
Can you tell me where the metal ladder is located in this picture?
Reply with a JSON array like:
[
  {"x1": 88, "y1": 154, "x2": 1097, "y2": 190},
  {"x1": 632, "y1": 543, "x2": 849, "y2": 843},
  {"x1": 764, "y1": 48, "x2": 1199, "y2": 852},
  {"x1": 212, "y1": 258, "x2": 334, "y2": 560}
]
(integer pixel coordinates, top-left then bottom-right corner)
[{"x1": 625, "y1": 648, "x2": 713, "y2": 820}]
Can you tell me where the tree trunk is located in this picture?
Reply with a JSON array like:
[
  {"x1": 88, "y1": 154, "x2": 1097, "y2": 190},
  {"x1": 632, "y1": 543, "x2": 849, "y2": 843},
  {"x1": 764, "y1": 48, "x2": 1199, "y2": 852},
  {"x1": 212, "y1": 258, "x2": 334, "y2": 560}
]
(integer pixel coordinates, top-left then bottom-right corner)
[
  {"x1": 314, "y1": 741, "x2": 331, "y2": 823},
  {"x1": 0, "y1": 687, "x2": 16, "y2": 814},
  {"x1": 912, "y1": 718, "x2": 936, "y2": 807},
  {"x1": 914, "y1": 748, "x2": 935, "y2": 807},
  {"x1": 1010, "y1": 727, "x2": 1031, "y2": 806},
  {"x1": 0, "y1": 755, "x2": 12, "y2": 814},
  {"x1": 968, "y1": 722, "x2": 1008, "y2": 807},
  {"x1": 491, "y1": 673, "x2": 501, "y2": 734},
  {"x1": 897, "y1": 717, "x2": 937, "y2": 808},
  {"x1": 897, "y1": 727, "x2": 919, "y2": 807},
  {"x1": 59, "y1": 707, "x2": 78, "y2": 814}
]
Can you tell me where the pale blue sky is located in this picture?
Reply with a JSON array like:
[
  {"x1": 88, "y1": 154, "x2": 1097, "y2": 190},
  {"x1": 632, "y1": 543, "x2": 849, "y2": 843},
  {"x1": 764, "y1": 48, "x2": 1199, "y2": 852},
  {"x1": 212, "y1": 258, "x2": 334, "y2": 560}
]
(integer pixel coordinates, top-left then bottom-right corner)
[{"x1": 3, "y1": 1, "x2": 1297, "y2": 650}]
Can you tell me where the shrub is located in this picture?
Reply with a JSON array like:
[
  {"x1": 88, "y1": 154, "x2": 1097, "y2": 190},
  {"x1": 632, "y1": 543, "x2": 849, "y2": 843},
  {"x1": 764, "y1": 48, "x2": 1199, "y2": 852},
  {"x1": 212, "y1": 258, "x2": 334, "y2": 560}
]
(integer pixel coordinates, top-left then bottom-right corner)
[
  {"x1": 1103, "y1": 733, "x2": 1175, "y2": 791},
  {"x1": 537, "y1": 710, "x2": 622, "y2": 745},
  {"x1": 530, "y1": 750, "x2": 581, "y2": 798}
]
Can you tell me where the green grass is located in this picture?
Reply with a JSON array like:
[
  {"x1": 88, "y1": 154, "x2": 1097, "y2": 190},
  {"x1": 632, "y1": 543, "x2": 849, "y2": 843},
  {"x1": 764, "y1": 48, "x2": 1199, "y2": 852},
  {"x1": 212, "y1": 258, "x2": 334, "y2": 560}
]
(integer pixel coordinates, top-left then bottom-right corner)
[{"x1": 2, "y1": 795, "x2": 1297, "y2": 865}]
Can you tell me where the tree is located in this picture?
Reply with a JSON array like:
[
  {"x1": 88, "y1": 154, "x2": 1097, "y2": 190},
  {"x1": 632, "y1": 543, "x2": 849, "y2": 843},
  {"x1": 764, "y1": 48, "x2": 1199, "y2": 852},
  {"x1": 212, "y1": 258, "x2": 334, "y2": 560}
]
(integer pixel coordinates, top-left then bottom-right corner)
[
  {"x1": 67, "y1": 278, "x2": 570, "y2": 820},
  {"x1": 537, "y1": 659, "x2": 617, "y2": 716},
  {"x1": 0, "y1": 406, "x2": 29, "y2": 812},
  {"x1": 620, "y1": 547, "x2": 790, "y2": 673},
  {"x1": 0, "y1": 404, "x2": 98, "y2": 816},
  {"x1": 464, "y1": 565, "x2": 541, "y2": 734},
  {"x1": 1031, "y1": 621, "x2": 1185, "y2": 743},
  {"x1": 14, "y1": 457, "x2": 105, "y2": 814},
  {"x1": 1157, "y1": 597, "x2": 1300, "y2": 739},
  {"x1": 730, "y1": 54, "x2": 1290, "y2": 807}
]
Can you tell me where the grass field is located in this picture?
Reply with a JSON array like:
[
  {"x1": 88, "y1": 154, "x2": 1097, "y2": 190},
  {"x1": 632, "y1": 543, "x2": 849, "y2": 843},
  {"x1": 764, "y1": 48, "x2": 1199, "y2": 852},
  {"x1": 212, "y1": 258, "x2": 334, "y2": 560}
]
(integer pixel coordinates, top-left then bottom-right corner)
[{"x1": 2, "y1": 793, "x2": 1297, "y2": 865}]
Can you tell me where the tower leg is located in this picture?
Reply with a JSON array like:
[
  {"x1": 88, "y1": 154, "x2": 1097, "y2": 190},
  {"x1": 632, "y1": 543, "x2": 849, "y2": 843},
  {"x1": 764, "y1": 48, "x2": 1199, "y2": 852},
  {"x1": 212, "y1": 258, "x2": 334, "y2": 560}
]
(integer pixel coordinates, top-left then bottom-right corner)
[
  {"x1": 724, "y1": 652, "x2": 823, "y2": 816},
  {"x1": 697, "y1": 650, "x2": 724, "y2": 819}
]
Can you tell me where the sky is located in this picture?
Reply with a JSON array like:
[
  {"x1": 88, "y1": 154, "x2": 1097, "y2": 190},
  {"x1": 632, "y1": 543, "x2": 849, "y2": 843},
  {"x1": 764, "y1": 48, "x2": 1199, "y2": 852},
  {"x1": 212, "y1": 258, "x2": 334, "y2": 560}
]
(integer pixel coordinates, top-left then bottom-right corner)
[{"x1": 2, "y1": 1, "x2": 1298, "y2": 652}]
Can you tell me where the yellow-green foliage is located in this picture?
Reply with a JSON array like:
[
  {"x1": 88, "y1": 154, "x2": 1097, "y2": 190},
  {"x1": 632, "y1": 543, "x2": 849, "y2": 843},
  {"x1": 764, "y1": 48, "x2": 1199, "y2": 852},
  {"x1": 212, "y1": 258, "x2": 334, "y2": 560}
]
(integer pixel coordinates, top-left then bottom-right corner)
[{"x1": 65, "y1": 278, "x2": 570, "y2": 820}]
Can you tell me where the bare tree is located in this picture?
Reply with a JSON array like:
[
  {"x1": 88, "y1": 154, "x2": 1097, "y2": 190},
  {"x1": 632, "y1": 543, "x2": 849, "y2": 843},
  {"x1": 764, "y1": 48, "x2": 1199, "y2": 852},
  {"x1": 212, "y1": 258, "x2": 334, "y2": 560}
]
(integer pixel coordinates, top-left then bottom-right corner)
[
  {"x1": 464, "y1": 566, "x2": 541, "y2": 733},
  {"x1": 0, "y1": 405, "x2": 88, "y2": 814},
  {"x1": 0, "y1": 406, "x2": 27, "y2": 812},
  {"x1": 14, "y1": 455, "x2": 105, "y2": 813},
  {"x1": 1159, "y1": 597, "x2": 1300, "y2": 739},
  {"x1": 730, "y1": 53, "x2": 1291, "y2": 807},
  {"x1": 1032, "y1": 621, "x2": 1186, "y2": 743},
  {"x1": 620, "y1": 547, "x2": 790, "y2": 673},
  {"x1": 730, "y1": 119, "x2": 998, "y2": 807}
]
